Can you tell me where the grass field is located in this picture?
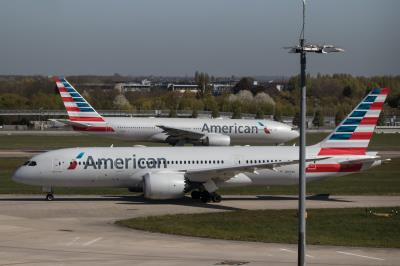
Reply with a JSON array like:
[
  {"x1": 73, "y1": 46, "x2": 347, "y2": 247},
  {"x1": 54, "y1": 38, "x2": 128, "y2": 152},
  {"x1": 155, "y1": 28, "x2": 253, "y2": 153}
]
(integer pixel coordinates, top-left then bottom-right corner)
[
  {"x1": 116, "y1": 207, "x2": 400, "y2": 248},
  {"x1": 0, "y1": 132, "x2": 398, "y2": 150}
]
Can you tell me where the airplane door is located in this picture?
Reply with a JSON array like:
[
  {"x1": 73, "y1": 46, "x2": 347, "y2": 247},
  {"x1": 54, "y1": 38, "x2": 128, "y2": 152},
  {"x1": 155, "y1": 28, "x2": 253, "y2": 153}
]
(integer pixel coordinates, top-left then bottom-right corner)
[
  {"x1": 53, "y1": 158, "x2": 64, "y2": 172},
  {"x1": 234, "y1": 154, "x2": 245, "y2": 166}
]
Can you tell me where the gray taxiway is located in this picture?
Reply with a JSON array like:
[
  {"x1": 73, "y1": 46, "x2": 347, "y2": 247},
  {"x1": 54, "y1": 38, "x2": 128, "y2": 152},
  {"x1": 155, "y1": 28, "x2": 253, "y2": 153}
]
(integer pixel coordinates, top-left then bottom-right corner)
[{"x1": 0, "y1": 194, "x2": 399, "y2": 266}]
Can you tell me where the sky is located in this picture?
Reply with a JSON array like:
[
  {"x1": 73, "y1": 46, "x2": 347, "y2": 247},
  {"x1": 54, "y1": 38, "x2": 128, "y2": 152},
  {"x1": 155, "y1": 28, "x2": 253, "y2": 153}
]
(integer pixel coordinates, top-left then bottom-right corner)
[{"x1": 0, "y1": 0, "x2": 399, "y2": 77}]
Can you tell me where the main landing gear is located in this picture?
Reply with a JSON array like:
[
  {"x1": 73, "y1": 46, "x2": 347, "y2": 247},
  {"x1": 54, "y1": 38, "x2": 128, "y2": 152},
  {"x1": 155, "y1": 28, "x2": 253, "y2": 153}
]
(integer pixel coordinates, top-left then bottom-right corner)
[
  {"x1": 42, "y1": 186, "x2": 54, "y2": 201},
  {"x1": 191, "y1": 190, "x2": 222, "y2": 203}
]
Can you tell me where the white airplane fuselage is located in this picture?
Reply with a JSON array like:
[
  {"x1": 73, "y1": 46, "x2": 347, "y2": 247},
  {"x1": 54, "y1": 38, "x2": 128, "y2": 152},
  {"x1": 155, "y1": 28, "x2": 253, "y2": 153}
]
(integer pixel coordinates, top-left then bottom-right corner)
[
  {"x1": 75, "y1": 117, "x2": 298, "y2": 145},
  {"x1": 13, "y1": 146, "x2": 380, "y2": 189}
]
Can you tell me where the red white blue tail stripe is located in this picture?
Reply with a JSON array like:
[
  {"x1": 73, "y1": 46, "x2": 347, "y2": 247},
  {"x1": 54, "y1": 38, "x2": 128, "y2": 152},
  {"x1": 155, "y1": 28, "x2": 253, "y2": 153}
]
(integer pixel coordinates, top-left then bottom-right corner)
[
  {"x1": 54, "y1": 77, "x2": 114, "y2": 132},
  {"x1": 317, "y1": 88, "x2": 389, "y2": 156}
]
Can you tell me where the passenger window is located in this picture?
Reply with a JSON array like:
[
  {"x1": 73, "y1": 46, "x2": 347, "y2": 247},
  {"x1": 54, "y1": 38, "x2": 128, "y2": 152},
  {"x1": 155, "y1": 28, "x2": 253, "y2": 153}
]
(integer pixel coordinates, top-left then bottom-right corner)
[{"x1": 28, "y1": 161, "x2": 37, "y2": 166}]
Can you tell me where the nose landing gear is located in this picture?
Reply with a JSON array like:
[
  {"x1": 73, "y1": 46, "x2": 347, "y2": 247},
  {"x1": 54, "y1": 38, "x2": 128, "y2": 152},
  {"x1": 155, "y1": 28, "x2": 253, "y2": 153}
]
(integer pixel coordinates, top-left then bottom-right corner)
[
  {"x1": 46, "y1": 193, "x2": 54, "y2": 201},
  {"x1": 42, "y1": 186, "x2": 54, "y2": 201}
]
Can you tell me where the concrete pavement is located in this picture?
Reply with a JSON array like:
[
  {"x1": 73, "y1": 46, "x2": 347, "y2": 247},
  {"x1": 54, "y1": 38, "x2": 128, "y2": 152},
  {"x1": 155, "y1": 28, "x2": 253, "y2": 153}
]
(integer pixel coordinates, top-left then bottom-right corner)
[{"x1": 0, "y1": 194, "x2": 399, "y2": 266}]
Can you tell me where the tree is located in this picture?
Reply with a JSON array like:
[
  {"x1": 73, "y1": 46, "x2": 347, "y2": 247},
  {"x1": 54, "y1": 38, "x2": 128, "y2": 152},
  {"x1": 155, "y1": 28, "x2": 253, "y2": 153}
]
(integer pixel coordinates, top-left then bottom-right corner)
[
  {"x1": 255, "y1": 108, "x2": 264, "y2": 119},
  {"x1": 335, "y1": 109, "x2": 345, "y2": 126},
  {"x1": 191, "y1": 108, "x2": 198, "y2": 118},
  {"x1": 233, "y1": 77, "x2": 254, "y2": 94},
  {"x1": 195, "y1": 72, "x2": 211, "y2": 97},
  {"x1": 292, "y1": 111, "x2": 300, "y2": 127},
  {"x1": 377, "y1": 109, "x2": 386, "y2": 126},
  {"x1": 342, "y1": 86, "x2": 353, "y2": 98},
  {"x1": 211, "y1": 106, "x2": 220, "y2": 118},
  {"x1": 113, "y1": 94, "x2": 132, "y2": 111},
  {"x1": 169, "y1": 109, "x2": 177, "y2": 117},
  {"x1": 274, "y1": 106, "x2": 282, "y2": 122},
  {"x1": 312, "y1": 110, "x2": 324, "y2": 128},
  {"x1": 231, "y1": 104, "x2": 242, "y2": 119}
]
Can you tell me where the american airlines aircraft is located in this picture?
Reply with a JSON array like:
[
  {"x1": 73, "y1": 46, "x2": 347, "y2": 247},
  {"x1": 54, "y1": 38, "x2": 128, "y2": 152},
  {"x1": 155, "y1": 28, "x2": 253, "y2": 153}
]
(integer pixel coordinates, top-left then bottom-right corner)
[
  {"x1": 13, "y1": 88, "x2": 390, "y2": 202},
  {"x1": 53, "y1": 77, "x2": 299, "y2": 146}
]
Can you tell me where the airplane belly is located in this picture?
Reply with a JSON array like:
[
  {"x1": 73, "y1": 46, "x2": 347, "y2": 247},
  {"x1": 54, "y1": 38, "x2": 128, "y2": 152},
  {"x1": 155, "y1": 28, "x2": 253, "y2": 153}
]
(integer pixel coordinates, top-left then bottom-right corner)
[{"x1": 40, "y1": 170, "x2": 139, "y2": 188}]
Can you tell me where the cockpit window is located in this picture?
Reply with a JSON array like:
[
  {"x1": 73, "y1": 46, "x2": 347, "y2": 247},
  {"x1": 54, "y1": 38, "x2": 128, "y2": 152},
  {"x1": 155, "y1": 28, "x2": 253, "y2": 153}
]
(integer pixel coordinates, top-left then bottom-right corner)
[
  {"x1": 23, "y1": 161, "x2": 30, "y2": 166},
  {"x1": 28, "y1": 161, "x2": 37, "y2": 166}
]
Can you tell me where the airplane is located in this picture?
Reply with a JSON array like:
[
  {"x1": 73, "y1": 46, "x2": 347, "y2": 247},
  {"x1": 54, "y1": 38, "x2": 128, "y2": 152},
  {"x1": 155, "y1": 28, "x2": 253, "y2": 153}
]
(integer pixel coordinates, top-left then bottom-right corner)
[
  {"x1": 53, "y1": 77, "x2": 299, "y2": 146},
  {"x1": 13, "y1": 87, "x2": 390, "y2": 202}
]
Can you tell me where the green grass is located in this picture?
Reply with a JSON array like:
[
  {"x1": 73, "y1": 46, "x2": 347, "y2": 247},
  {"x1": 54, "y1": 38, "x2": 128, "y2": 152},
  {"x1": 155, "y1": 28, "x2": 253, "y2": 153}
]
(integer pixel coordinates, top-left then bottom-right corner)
[
  {"x1": 0, "y1": 132, "x2": 398, "y2": 150},
  {"x1": 0, "y1": 135, "x2": 156, "y2": 150},
  {"x1": 116, "y1": 207, "x2": 400, "y2": 248}
]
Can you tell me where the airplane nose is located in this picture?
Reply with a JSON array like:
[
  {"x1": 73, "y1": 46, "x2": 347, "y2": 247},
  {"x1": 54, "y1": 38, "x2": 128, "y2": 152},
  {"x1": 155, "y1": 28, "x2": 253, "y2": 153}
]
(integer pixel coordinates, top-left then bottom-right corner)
[
  {"x1": 292, "y1": 128, "x2": 300, "y2": 139},
  {"x1": 12, "y1": 167, "x2": 24, "y2": 183}
]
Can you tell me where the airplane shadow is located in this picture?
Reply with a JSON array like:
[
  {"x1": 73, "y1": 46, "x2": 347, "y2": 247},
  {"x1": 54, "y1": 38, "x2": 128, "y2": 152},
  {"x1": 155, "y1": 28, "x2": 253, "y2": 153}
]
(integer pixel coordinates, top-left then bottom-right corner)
[
  {"x1": 115, "y1": 195, "x2": 243, "y2": 211},
  {"x1": 0, "y1": 195, "x2": 242, "y2": 211},
  {"x1": 222, "y1": 194, "x2": 352, "y2": 203}
]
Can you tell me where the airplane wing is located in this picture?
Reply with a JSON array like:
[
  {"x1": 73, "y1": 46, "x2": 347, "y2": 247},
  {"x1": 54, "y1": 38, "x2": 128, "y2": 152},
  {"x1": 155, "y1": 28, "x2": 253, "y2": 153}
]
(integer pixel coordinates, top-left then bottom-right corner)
[
  {"x1": 185, "y1": 157, "x2": 329, "y2": 182},
  {"x1": 157, "y1": 125, "x2": 205, "y2": 140},
  {"x1": 49, "y1": 119, "x2": 92, "y2": 128}
]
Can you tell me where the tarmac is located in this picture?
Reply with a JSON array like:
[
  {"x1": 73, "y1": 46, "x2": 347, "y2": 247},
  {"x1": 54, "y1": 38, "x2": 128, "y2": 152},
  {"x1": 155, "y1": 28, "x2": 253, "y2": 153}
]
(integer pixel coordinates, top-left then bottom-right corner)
[{"x1": 0, "y1": 194, "x2": 399, "y2": 266}]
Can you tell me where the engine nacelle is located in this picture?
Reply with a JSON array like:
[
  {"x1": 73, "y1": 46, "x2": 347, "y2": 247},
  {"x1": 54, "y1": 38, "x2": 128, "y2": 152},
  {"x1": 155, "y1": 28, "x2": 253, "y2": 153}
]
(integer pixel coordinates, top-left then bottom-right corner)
[
  {"x1": 202, "y1": 134, "x2": 231, "y2": 146},
  {"x1": 143, "y1": 171, "x2": 186, "y2": 199}
]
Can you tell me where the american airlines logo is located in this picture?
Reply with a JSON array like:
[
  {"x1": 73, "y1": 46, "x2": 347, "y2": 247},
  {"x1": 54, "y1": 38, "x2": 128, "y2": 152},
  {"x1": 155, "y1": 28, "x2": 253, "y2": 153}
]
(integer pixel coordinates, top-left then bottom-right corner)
[
  {"x1": 83, "y1": 155, "x2": 167, "y2": 170},
  {"x1": 201, "y1": 122, "x2": 269, "y2": 135}
]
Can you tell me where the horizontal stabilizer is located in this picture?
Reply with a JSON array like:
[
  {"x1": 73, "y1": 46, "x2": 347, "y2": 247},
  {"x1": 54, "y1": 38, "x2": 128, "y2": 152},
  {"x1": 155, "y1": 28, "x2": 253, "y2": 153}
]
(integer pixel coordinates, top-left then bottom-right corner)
[{"x1": 49, "y1": 119, "x2": 92, "y2": 128}]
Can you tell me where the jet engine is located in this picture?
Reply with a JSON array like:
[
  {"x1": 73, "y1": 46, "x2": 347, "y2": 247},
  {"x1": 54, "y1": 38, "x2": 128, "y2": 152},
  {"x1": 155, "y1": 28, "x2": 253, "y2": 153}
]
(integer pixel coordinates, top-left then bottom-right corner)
[
  {"x1": 143, "y1": 172, "x2": 187, "y2": 199},
  {"x1": 202, "y1": 134, "x2": 231, "y2": 146}
]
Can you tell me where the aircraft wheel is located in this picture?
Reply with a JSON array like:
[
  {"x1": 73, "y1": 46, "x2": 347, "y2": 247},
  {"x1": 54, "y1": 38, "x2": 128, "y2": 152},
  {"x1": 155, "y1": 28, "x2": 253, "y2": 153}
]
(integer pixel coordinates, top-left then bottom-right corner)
[
  {"x1": 191, "y1": 190, "x2": 201, "y2": 200},
  {"x1": 46, "y1": 193, "x2": 54, "y2": 201},
  {"x1": 200, "y1": 191, "x2": 210, "y2": 203},
  {"x1": 211, "y1": 193, "x2": 222, "y2": 203}
]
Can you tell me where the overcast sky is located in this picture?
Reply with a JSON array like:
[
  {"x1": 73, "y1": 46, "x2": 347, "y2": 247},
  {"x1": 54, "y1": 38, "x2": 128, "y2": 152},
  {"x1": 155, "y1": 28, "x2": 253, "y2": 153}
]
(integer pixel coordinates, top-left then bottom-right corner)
[{"x1": 1, "y1": 0, "x2": 399, "y2": 77}]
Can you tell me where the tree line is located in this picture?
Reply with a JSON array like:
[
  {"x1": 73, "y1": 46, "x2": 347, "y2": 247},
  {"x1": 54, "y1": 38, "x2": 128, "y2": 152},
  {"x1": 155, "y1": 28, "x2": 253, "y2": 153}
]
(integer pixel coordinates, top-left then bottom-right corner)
[{"x1": 0, "y1": 74, "x2": 399, "y2": 122}]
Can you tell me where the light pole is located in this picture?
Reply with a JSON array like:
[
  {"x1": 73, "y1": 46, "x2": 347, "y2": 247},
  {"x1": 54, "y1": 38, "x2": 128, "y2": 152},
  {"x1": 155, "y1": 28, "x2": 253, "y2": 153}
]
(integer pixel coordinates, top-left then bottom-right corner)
[{"x1": 286, "y1": 1, "x2": 344, "y2": 265}]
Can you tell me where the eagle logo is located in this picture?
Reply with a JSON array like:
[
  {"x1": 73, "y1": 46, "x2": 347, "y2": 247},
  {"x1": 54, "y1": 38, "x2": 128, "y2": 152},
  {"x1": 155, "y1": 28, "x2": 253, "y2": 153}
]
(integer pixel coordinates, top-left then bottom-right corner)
[
  {"x1": 257, "y1": 122, "x2": 270, "y2": 135},
  {"x1": 67, "y1": 152, "x2": 85, "y2": 170}
]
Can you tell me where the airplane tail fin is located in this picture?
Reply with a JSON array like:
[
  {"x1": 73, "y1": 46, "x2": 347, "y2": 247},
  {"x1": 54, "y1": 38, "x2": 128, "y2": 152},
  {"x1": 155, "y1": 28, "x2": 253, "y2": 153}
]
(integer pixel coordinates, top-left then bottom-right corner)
[
  {"x1": 315, "y1": 88, "x2": 390, "y2": 156},
  {"x1": 54, "y1": 77, "x2": 113, "y2": 132}
]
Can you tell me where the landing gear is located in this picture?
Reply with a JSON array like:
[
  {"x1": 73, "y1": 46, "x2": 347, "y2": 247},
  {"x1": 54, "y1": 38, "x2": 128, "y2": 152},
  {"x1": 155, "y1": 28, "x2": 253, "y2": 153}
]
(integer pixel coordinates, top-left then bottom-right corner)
[
  {"x1": 200, "y1": 191, "x2": 211, "y2": 203},
  {"x1": 191, "y1": 190, "x2": 222, "y2": 203},
  {"x1": 210, "y1": 193, "x2": 222, "y2": 203},
  {"x1": 191, "y1": 190, "x2": 201, "y2": 200},
  {"x1": 46, "y1": 193, "x2": 54, "y2": 201}
]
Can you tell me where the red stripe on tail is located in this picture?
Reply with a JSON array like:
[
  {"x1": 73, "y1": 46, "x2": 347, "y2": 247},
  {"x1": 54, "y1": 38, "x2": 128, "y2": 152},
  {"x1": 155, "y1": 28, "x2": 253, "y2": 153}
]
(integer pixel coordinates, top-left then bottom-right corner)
[
  {"x1": 380, "y1": 88, "x2": 390, "y2": 95},
  {"x1": 306, "y1": 163, "x2": 363, "y2": 173},
  {"x1": 69, "y1": 116, "x2": 105, "y2": 122},
  {"x1": 360, "y1": 117, "x2": 378, "y2": 125},
  {"x1": 370, "y1": 102, "x2": 383, "y2": 110},
  {"x1": 58, "y1": 87, "x2": 67, "y2": 93},
  {"x1": 66, "y1": 107, "x2": 81, "y2": 112},
  {"x1": 350, "y1": 132, "x2": 373, "y2": 140},
  {"x1": 318, "y1": 147, "x2": 366, "y2": 156},
  {"x1": 61, "y1": 97, "x2": 74, "y2": 102},
  {"x1": 72, "y1": 126, "x2": 114, "y2": 132}
]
